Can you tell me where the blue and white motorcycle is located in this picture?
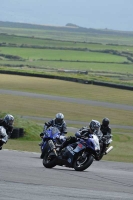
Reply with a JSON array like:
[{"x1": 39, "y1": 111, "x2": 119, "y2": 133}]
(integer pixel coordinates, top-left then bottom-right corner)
[{"x1": 43, "y1": 133, "x2": 101, "y2": 171}]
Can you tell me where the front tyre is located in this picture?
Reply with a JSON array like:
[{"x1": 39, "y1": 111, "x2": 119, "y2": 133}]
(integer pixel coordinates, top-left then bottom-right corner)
[
  {"x1": 73, "y1": 154, "x2": 93, "y2": 171},
  {"x1": 40, "y1": 143, "x2": 49, "y2": 159},
  {"x1": 43, "y1": 151, "x2": 57, "y2": 168}
]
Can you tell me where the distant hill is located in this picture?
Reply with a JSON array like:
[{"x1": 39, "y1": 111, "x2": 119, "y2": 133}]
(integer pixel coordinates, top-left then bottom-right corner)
[
  {"x1": 66, "y1": 23, "x2": 79, "y2": 28},
  {"x1": 0, "y1": 21, "x2": 133, "y2": 37}
]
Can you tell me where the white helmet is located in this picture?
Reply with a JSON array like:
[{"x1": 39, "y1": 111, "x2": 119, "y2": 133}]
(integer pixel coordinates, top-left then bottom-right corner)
[
  {"x1": 89, "y1": 120, "x2": 100, "y2": 134},
  {"x1": 4, "y1": 114, "x2": 14, "y2": 126},
  {"x1": 55, "y1": 113, "x2": 64, "y2": 124}
]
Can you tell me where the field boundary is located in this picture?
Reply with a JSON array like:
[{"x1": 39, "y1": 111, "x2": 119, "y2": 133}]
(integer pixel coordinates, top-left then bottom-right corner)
[{"x1": 1, "y1": 69, "x2": 133, "y2": 91}]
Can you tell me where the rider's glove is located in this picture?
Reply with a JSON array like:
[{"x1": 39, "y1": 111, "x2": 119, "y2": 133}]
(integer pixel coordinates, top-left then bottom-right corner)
[{"x1": 40, "y1": 132, "x2": 44, "y2": 138}]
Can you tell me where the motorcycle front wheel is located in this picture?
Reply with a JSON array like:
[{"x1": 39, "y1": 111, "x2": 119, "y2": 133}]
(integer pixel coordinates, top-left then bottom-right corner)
[
  {"x1": 40, "y1": 143, "x2": 49, "y2": 159},
  {"x1": 43, "y1": 151, "x2": 57, "y2": 168},
  {"x1": 73, "y1": 154, "x2": 93, "y2": 171}
]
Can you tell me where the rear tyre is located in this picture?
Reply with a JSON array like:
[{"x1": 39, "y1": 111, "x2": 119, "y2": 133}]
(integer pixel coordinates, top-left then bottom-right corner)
[
  {"x1": 73, "y1": 154, "x2": 93, "y2": 171},
  {"x1": 43, "y1": 151, "x2": 57, "y2": 168}
]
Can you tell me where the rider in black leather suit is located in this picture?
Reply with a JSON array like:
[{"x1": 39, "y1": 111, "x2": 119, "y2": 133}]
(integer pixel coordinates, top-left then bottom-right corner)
[{"x1": 100, "y1": 117, "x2": 111, "y2": 155}]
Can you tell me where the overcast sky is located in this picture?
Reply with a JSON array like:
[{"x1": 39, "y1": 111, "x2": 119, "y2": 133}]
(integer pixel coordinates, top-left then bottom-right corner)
[{"x1": 0, "y1": 0, "x2": 133, "y2": 31}]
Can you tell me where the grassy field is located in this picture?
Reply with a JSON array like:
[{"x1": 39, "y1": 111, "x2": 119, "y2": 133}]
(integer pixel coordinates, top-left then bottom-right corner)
[
  {"x1": 1, "y1": 25, "x2": 133, "y2": 45},
  {"x1": 1, "y1": 46, "x2": 127, "y2": 63},
  {"x1": 0, "y1": 74, "x2": 133, "y2": 129},
  {"x1": 1, "y1": 60, "x2": 133, "y2": 74},
  {"x1": 1, "y1": 34, "x2": 133, "y2": 52},
  {"x1": 0, "y1": 33, "x2": 133, "y2": 86},
  {"x1": 1, "y1": 74, "x2": 133, "y2": 105}
]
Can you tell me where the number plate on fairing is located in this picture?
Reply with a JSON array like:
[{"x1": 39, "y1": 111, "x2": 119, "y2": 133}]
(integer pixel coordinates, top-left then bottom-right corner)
[{"x1": 67, "y1": 146, "x2": 75, "y2": 155}]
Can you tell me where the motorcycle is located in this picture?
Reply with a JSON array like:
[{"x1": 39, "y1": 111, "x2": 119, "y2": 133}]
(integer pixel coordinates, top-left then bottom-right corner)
[
  {"x1": 42, "y1": 133, "x2": 101, "y2": 171},
  {"x1": 40, "y1": 126, "x2": 66, "y2": 159}
]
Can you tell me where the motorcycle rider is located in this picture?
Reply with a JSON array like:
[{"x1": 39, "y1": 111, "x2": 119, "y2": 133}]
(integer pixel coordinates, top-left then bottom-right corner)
[
  {"x1": 75, "y1": 119, "x2": 101, "y2": 138},
  {"x1": 100, "y1": 117, "x2": 111, "y2": 136},
  {"x1": 59, "y1": 119, "x2": 101, "y2": 156},
  {"x1": 0, "y1": 114, "x2": 14, "y2": 138},
  {"x1": 100, "y1": 117, "x2": 112, "y2": 155},
  {"x1": 39, "y1": 113, "x2": 67, "y2": 144},
  {"x1": 0, "y1": 126, "x2": 8, "y2": 150}
]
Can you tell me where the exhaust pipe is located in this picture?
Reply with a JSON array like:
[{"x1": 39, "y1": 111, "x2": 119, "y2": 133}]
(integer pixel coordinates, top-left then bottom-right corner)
[{"x1": 105, "y1": 146, "x2": 113, "y2": 154}]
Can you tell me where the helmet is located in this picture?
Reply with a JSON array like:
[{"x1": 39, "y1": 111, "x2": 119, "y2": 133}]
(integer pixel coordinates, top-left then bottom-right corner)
[
  {"x1": 89, "y1": 120, "x2": 100, "y2": 134},
  {"x1": 4, "y1": 114, "x2": 14, "y2": 126},
  {"x1": 102, "y1": 118, "x2": 109, "y2": 127},
  {"x1": 55, "y1": 113, "x2": 64, "y2": 125}
]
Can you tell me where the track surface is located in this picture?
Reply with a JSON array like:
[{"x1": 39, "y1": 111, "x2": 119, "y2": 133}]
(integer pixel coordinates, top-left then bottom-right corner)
[{"x1": 0, "y1": 150, "x2": 133, "y2": 200}]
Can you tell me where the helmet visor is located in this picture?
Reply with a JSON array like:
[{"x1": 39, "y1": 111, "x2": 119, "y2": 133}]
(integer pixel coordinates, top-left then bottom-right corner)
[
  {"x1": 56, "y1": 118, "x2": 63, "y2": 124},
  {"x1": 8, "y1": 119, "x2": 14, "y2": 125},
  {"x1": 103, "y1": 121, "x2": 109, "y2": 127},
  {"x1": 93, "y1": 127, "x2": 100, "y2": 135}
]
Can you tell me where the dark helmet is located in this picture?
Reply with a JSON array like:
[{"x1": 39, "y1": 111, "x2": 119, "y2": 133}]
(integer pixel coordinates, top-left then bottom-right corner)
[
  {"x1": 102, "y1": 118, "x2": 109, "y2": 127},
  {"x1": 55, "y1": 113, "x2": 64, "y2": 125},
  {"x1": 4, "y1": 114, "x2": 14, "y2": 126},
  {"x1": 89, "y1": 120, "x2": 100, "y2": 134}
]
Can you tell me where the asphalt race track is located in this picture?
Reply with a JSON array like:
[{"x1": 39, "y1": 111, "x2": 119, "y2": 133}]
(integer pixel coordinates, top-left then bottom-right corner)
[{"x1": 0, "y1": 150, "x2": 133, "y2": 200}]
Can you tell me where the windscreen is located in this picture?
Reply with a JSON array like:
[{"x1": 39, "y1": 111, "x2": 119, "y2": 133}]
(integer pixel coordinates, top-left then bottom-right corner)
[{"x1": 51, "y1": 127, "x2": 60, "y2": 135}]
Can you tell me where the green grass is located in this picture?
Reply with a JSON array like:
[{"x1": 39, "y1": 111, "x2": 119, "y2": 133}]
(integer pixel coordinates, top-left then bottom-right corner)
[
  {"x1": 1, "y1": 94, "x2": 133, "y2": 126},
  {"x1": 1, "y1": 26, "x2": 133, "y2": 45},
  {"x1": 103, "y1": 132, "x2": 133, "y2": 163},
  {"x1": 0, "y1": 47, "x2": 128, "y2": 63},
  {"x1": 1, "y1": 74, "x2": 133, "y2": 105},
  {"x1": 4, "y1": 140, "x2": 41, "y2": 152},
  {"x1": 1, "y1": 34, "x2": 133, "y2": 86},
  {"x1": 1, "y1": 60, "x2": 133, "y2": 74},
  {"x1": 0, "y1": 75, "x2": 133, "y2": 133},
  {"x1": 1, "y1": 34, "x2": 133, "y2": 52}
]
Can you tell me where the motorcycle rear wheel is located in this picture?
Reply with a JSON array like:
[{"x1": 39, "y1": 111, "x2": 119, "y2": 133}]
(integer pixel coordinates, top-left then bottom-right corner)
[
  {"x1": 73, "y1": 154, "x2": 93, "y2": 171},
  {"x1": 43, "y1": 151, "x2": 57, "y2": 168}
]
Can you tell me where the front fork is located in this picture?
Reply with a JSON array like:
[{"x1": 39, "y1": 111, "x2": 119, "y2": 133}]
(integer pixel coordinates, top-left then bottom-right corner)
[{"x1": 48, "y1": 140, "x2": 57, "y2": 156}]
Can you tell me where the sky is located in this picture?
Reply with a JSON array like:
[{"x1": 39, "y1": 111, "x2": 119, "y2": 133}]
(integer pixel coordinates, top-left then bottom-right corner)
[{"x1": 0, "y1": 0, "x2": 133, "y2": 31}]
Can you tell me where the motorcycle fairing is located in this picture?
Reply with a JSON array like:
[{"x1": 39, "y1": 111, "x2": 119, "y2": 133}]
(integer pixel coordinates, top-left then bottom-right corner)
[
  {"x1": 73, "y1": 141, "x2": 86, "y2": 153},
  {"x1": 86, "y1": 135, "x2": 100, "y2": 151}
]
